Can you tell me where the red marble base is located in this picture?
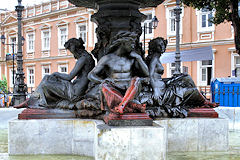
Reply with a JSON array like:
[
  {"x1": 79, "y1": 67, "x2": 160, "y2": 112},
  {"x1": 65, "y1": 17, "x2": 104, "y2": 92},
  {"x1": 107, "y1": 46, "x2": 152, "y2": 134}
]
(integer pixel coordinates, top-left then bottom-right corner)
[
  {"x1": 18, "y1": 108, "x2": 76, "y2": 119},
  {"x1": 104, "y1": 113, "x2": 153, "y2": 126},
  {"x1": 188, "y1": 108, "x2": 218, "y2": 118},
  {"x1": 18, "y1": 107, "x2": 217, "y2": 121}
]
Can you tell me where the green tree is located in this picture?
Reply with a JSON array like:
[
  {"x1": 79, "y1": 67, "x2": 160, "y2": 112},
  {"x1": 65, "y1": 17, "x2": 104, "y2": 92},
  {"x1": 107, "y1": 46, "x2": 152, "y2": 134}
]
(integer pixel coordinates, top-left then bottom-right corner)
[
  {"x1": 181, "y1": 0, "x2": 240, "y2": 55},
  {"x1": 0, "y1": 75, "x2": 8, "y2": 94}
]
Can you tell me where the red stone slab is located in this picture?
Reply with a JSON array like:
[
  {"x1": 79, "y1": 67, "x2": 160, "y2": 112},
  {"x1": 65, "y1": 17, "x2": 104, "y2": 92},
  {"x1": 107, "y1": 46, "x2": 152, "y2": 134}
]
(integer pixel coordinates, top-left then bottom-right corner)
[
  {"x1": 188, "y1": 108, "x2": 218, "y2": 118},
  {"x1": 18, "y1": 108, "x2": 76, "y2": 119},
  {"x1": 104, "y1": 113, "x2": 153, "y2": 126}
]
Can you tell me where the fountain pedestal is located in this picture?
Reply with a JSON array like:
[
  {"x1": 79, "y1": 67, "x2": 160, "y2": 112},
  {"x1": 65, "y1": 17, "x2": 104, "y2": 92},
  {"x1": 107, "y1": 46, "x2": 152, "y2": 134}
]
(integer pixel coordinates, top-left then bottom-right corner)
[
  {"x1": 9, "y1": 118, "x2": 228, "y2": 157},
  {"x1": 8, "y1": 119, "x2": 166, "y2": 159},
  {"x1": 95, "y1": 124, "x2": 166, "y2": 160}
]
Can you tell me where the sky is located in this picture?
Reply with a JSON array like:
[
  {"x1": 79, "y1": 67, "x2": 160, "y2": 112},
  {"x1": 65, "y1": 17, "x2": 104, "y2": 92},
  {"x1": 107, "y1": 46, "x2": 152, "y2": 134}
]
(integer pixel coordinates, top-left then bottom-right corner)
[{"x1": 1, "y1": 0, "x2": 51, "y2": 11}]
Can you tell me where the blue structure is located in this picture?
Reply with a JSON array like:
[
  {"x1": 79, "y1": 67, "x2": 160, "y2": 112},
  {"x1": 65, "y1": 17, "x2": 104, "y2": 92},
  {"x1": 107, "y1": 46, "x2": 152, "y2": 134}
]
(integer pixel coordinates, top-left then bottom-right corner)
[{"x1": 211, "y1": 78, "x2": 240, "y2": 107}]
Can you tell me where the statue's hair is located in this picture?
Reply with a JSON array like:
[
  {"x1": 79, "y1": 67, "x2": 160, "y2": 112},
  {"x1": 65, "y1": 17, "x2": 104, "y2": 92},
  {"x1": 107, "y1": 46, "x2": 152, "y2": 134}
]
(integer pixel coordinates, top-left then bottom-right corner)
[
  {"x1": 148, "y1": 37, "x2": 168, "y2": 53},
  {"x1": 146, "y1": 37, "x2": 168, "y2": 65},
  {"x1": 64, "y1": 37, "x2": 95, "y2": 71},
  {"x1": 64, "y1": 37, "x2": 85, "y2": 49},
  {"x1": 108, "y1": 31, "x2": 138, "y2": 53},
  {"x1": 64, "y1": 37, "x2": 86, "y2": 59}
]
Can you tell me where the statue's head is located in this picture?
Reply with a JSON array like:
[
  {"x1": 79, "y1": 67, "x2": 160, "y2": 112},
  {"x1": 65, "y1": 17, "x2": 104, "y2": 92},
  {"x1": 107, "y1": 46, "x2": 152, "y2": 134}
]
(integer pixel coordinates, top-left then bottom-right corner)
[
  {"x1": 149, "y1": 37, "x2": 168, "y2": 54},
  {"x1": 64, "y1": 38, "x2": 85, "y2": 58},
  {"x1": 108, "y1": 31, "x2": 138, "y2": 54}
]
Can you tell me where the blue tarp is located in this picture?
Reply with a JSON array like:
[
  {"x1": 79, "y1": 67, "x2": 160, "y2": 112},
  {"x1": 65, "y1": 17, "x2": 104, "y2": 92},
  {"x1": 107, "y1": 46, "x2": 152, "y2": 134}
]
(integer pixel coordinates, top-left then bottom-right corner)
[{"x1": 160, "y1": 46, "x2": 213, "y2": 64}]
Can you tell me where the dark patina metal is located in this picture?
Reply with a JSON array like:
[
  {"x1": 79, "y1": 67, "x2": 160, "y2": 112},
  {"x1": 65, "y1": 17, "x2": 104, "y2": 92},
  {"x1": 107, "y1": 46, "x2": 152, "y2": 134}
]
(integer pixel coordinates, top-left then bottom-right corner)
[{"x1": 16, "y1": 0, "x2": 219, "y2": 124}]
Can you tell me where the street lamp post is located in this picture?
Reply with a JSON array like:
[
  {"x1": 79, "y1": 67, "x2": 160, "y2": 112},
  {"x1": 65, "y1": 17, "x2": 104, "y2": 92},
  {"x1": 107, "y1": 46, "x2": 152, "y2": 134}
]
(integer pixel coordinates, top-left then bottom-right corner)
[
  {"x1": 12, "y1": 0, "x2": 27, "y2": 105},
  {"x1": 173, "y1": 0, "x2": 182, "y2": 75},
  {"x1": 1, "y1": 35, "x2": 25, "y2": 86},
  {"x1": 143, "y1": 16, "x2": 159, "y2": 52}
]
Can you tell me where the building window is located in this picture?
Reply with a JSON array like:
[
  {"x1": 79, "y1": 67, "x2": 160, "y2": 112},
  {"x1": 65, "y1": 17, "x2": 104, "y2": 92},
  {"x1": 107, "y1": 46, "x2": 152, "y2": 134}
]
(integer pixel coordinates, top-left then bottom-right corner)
[
  {"x1": 166, "y1": 7, "x2": 183, "y2": 36},
  {"x1": 233, "y1": 56, "x2": 240, "y2": 77},
  {"x1": 58, "y1": 64, "x2": 68, "y2": 73},
  {"x1": 142, "y1": 13, "x2": 153, "y2": 35},
  {"x1": 9, "y1": 69, "x2": 16, "y2": 87},
  {"x1": 42, "y1": 30, "x2": 50, "y2": 51},
  {"x1": 197, "y1": 8, "x2": 214, "y2": 33},
  {"x1": 28, "y1": 9, "x2": 34, "y2": 14},
  {"x1": 140, "y1": 10, "x2": 155, "y2": 47},
  {"x1": 42, "y1": 65, "x2": 50, "y2": 78},
  {"x1": 36, "y1": 7, "x2": 41, "y2": 13},
  {"x1": 167, "y1": 62, "x2": 183, "y2": 78},
  {"x1": 43, "y1": 5, "x2": 50, "y2": 10},
  {"x1": 78, "y1": 24, "x2": 87, "y2": 42},
  {"x1": 200, "y1": 60, "x2": 212, "y2": 85},
  {"x1": 169, "y1": 63, "x2": 176, "y2": 77},
  {"x1": 58, "y1": 27, "x2": 68, "y2": 49},
  {"x1": 77, "y1": 24, "x2": 87, "y2": 43},
  {"x1": 201, "y1": 8, "x2": 213, "y2": 28},
  {"x1": 52, "y1": 4, "x2": 57, "y2": 8},
  {"x1": 60, "y1": 1, "x2": 67, "y2": 6},
  {"x1": 9, "y1": 37, "x2": 17, "y2": 54},
  {"x1": 27, "y1": 67, "x2": 35, "y2": 87},
  {"x1": 27, "y1": 33, "x2": 35, "y2": 53},
  {"x1": 169, "y1": 10, "x2": 175, "y2": 32}
]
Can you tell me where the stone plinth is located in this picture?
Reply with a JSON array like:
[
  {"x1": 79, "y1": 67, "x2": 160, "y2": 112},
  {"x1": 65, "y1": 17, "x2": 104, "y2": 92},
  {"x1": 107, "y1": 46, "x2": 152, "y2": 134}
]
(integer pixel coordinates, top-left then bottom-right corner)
[
  {"x1": 214, "y1": 107, "x2": 240, "y2": 131},
  {"x1": 9, "y1": 117, "x2": 229, "y2": 157},
  {"x1": 95, "y1": 124, "x2": 166, "y2": 160},
  {"x1": 8, "y1": 119, "x2": 104, "y2": 156},
  {"x1": 155, "y1": 118, "x2": 229, "y2": 152}
]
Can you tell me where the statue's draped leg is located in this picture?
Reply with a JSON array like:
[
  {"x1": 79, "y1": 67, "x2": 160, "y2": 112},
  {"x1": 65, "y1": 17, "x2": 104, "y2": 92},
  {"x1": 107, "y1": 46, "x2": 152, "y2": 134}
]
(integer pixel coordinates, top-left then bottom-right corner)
[
  {"x1": 101, "y1": 77, "x2": 146, "y2": 114},
  {"x1": 115, "y1": 77, "x2": 143, "y2": 114},
  {"x1": 101, "y1": 82, "x2": 123, "y2": 112}
]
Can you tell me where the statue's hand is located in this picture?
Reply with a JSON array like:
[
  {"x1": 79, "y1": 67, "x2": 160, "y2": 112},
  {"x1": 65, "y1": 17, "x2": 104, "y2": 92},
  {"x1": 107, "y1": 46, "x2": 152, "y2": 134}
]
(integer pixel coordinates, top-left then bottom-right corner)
[
  {"x1": 153, "y1": 91, "x2": 160, "y2": 101},
  {"x1": 104, "y1": 78, "x2": 115, "y2": 85}
]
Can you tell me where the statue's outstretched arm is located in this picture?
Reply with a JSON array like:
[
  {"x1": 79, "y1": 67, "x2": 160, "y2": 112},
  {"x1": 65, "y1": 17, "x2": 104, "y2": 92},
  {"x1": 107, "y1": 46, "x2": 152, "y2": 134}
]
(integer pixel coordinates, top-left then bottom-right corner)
[
  {"x1": 88, "y1": 55, "x2": 109, "y2": 83},
  {"x1": 53, "y1": 57, "x2": 86, "y2": 81},
  {"x1": 130, "y1": 51, "x2": 149, "y2": 76}
]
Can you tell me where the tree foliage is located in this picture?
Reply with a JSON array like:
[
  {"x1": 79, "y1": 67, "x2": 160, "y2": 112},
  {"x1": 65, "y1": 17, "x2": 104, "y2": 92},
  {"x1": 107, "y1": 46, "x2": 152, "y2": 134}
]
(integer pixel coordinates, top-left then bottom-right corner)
[
  {"x1": 0, "y1": 75, "x2": 8, "y2": 94},
  {"x1": 181, "y1": 0, "x2": 240, "y2": 55}
]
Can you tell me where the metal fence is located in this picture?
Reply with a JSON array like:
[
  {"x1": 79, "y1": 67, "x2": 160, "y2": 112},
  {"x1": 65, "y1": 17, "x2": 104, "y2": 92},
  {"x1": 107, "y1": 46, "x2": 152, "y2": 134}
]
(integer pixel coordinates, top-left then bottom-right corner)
[
  {"x1": 198, "y1": 86, "x2": 211, "y2": 100},
  {"x1": 0, "y1": 87, "x2": 213, "y2": 107}
]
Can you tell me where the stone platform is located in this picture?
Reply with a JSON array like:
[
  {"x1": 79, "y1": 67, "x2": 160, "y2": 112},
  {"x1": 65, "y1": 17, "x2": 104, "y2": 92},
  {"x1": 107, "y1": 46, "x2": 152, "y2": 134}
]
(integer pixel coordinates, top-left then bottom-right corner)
[
  {"x1": 9, "y1": 118, "x2": 228, "y2": 158},
  {"x1": 214, "y1": 107, "x2": 240, "y2": 131},
  {"x1": 8, "y1": 119, "x2": 104, "y2": 156},
  {"x1": 155, "y1": 118, "x2": 229, "y2": 152},
  {"x1": 9, "y1": 119, "x2": 166, "y2": 160},
  {"x1": 95, "y1": 124, "x2": 166, "y2": 160}
]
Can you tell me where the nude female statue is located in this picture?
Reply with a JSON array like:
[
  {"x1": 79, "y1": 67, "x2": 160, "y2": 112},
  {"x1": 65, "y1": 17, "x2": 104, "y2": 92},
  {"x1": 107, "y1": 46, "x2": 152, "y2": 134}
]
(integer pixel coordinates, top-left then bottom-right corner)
[
  {"x1": 15, "y1": 38, "x2": 95, "y2": 109},
  {"x1": 146, "y1": 37, "x2": 218, "y2": 118},
  {"x1": 146, "y1": 37, "x2": 167, "y2": 105},
  {"x1": 88, "y1": 31, "x2": 149, "y2": 114}
]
